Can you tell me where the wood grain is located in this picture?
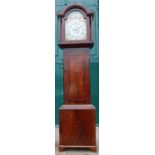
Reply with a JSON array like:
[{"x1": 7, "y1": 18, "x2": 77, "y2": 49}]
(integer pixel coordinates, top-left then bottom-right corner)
[
  {"x1": 57, "y1": 5, "x2": 97, "y2": 152},
  {"x1": 64, "y1": 48, "x2": 90, "y2": 104},
  {"x1": 59, "y1": 105, "x2": 96, "y2": 151},
  {"x1": 55, "y1": 127, "x2": 99, "y2": 155}
]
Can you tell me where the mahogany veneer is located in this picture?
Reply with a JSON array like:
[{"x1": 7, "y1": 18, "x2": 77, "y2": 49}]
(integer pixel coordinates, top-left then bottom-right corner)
[
  {"x1": 64, "y1": 48, "x2": 90, "y2": 105},
  {"x1": 58, "y1": 4, "x2": 97, "y2": 152},
  {"x1": 59, "y1": 104, "x2": 96, "y2": 152}
]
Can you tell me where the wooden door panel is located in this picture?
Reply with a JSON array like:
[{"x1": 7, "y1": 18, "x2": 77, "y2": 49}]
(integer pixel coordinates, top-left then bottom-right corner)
[
  {"x1": 64, "y1": 48, "x2": 90, "y2": 104},
  {"x1": 68, "y1": 58, "x2": 86, "y2": 101}
]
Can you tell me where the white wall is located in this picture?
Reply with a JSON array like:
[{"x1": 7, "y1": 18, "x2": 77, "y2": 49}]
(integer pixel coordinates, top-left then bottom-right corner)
[
  {"x1": 0, "y1": 0, "x2": 54, "y2": 155},
  {"x1": 100, "y1": 0, "x2": 155, "y2": 155}
]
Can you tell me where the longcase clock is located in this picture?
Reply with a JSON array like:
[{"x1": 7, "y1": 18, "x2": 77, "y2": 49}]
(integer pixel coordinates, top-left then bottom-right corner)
[{"x1": 57, "y1": 4, "x2": 97, "y2": 152}]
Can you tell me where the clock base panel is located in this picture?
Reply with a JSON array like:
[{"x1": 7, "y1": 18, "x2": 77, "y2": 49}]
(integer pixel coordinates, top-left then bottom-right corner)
[{"x1": 59, "y1": 104, "x2": 96, "y2": 152}]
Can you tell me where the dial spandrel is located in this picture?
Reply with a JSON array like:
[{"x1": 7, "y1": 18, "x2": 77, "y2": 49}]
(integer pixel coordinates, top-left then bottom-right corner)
[{"x1": 65, "y1": 11, "x2": 87, "y2": 41}]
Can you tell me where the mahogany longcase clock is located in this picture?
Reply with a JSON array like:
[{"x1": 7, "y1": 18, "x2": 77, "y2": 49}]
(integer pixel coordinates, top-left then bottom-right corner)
[{"x1": 57, "y1": 4, "x2": 97, "y2": 152}]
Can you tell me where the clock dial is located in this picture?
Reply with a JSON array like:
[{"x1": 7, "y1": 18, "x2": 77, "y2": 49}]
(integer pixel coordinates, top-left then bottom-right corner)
[{"x1": 65, "y1": 11, "x2": 87, "y2": 41}]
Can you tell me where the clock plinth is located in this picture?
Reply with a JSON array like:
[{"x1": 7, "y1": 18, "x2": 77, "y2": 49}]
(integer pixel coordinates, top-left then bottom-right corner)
[
  {"x1": 57, "y1": 4, "x2": 96, "y2": 152},
  {"x1": 59, "y1": 104, "x2": 96, "y2": 152}
]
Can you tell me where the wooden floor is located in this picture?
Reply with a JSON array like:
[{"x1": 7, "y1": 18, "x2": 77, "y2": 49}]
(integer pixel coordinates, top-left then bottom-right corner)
[{"x1": 55, "y1": 127, "x2": 99, "y2": 155}]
